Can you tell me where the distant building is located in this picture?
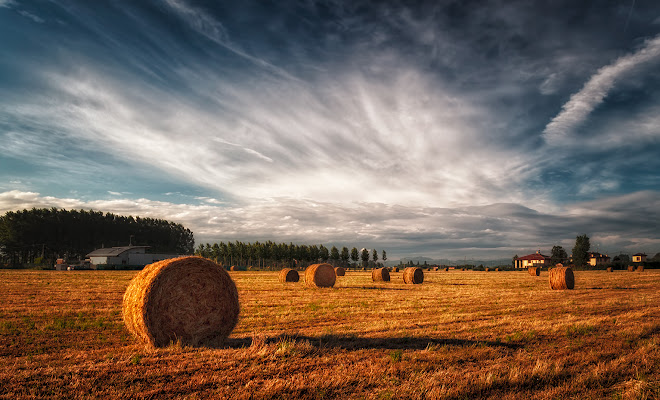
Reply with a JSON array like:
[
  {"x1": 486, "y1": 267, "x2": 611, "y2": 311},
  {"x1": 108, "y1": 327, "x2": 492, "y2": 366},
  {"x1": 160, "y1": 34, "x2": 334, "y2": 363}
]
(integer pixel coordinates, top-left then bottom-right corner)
[
  {"x1": 588, "y1": 252, "x2": 610, "y2": 266},
  {"x1": 86, "y1": 246, "x2": 182, "y2": 268},
  {"x1": 632, "y1": 253, "x2": 647, "y2": 263},
  {"x1": 514, "y1": 251, "x2": 550, "y2": 269}
]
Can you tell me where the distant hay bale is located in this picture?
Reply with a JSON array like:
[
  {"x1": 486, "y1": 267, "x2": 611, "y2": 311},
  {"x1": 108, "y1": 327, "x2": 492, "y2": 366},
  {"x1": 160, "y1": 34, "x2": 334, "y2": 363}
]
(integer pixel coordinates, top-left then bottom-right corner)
[
  {"x1": 485, "y1": 267, "x2": 491, "y2": 272},
  {"x1": 230, "y1": 265, "x2": 237, "y2": 271},
  {"x1": 606, "y1": 267, "x2": 613, "y2": 272},
  {"x1": 495, "y1": 268, "x2": 500, "y2": 272},
  {"x1": 122, "y1": 256, "x2": 239, "y2": 348},
  {"x1": 304, "y1": 263, "x2": 336, "y2": 288},
  {"x1": 279, "y1": 268, "x2": 299, "y2": 283},
  {"x1": 403, "y1": 267, "x2": 424, "y2": 284},
  {"x1": 371, "y1": 268, "x2": 390, "y2": 282},
  {"x1": 549, "y1": 266, "x2": 574, "y2": 290},
  {"x1": 628, "y1": 266, "x2": 635, "y2": 272},
  {"x1": 637, "y1": 266, "x2": 644, "y2": 272},
  {"x1": 528, "y1": 267, "x2": 540, "y2": 276},
  {"x1": 445, "y1": 267, "x2": 449, "y2": 272},
  {"x1": 393, "y1": 267, "x2": 399, "y2": 272},
  {"x1": 335, "y1": 267, "x2": 346, "y2": 276}
]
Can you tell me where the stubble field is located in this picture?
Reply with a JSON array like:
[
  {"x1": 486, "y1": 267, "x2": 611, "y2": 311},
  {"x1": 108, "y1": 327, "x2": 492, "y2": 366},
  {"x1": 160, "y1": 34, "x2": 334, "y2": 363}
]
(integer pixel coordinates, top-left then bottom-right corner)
[{"x1": 1, "y1": 268, "x2": 659, "y2": 399}]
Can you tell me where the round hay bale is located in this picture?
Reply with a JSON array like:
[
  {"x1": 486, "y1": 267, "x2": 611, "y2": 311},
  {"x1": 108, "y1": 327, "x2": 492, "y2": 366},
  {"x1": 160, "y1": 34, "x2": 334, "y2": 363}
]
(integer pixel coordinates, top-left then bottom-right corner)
[
  {"x1": 495, "y1": 268, "x2": 500, "y2": 272},
  {"x1": 393, "y1": 267, "x2": 399, "y2": 272},
  {"x1": 528, "y1": 266, "x2": 540, "y2": 276},
  {"x1": 549, "y1": 266, "x2": 574, "y2": 290},
  {"x1": 606, "y1": 267, "x2": 613, "y2": 272},
  {"x1": 445, "y1": 267, "x2": 449, "y2": 272},
  {"x1": 627, "y1": 265, "x2": 635, "y2": 272},
  {"x1": 637, "y1": 266, "x2": 644, "y2": 272},
  {"x1": 230, "y1": 265, "x2": 237, "y2": 271},
  {"x1": 403, "y1": 267, "x2": 424, "y2": 284},
  {"x1": 305, "y1": 263, "x2": 336, "y2": 288},
  {"x1": 335, "y1": 267, "x2": 346, "y2": 276},
  {"x1": 279, "y1": 268, "x2": 299, "y2": 283},
  {"x1": 371, "y1": 268, "x2": 390, "y2": 282},
  {"x1": 122, "y1": 256, "x2": 239, "y2": 348}
]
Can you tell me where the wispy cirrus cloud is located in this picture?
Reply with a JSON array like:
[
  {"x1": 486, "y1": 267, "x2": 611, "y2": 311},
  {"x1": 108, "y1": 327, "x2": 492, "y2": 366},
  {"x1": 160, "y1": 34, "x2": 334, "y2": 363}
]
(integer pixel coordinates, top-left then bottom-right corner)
[{"x1": 543, "y1": 34, "x2": 660, "y2": 145}]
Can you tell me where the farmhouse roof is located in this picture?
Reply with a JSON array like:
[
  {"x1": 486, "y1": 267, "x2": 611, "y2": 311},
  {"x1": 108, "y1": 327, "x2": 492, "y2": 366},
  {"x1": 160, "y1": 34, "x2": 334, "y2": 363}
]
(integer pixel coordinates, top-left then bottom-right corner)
[
  {"x1": 517, "y1": 252, "x2": 550, "y2": 261},
  {"x1": 86, "y1": 246, "x2": 149, "y2": 257},
  {"x1": 633, "y1": 253, "x2": 647, "y2": 257}
]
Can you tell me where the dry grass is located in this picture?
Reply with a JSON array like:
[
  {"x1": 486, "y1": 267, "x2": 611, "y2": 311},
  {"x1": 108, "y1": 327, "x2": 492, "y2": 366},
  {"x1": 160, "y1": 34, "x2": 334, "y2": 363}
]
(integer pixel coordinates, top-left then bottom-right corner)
[{"x1": 1, "y1": 269, "x2": 660, "y2": 399}]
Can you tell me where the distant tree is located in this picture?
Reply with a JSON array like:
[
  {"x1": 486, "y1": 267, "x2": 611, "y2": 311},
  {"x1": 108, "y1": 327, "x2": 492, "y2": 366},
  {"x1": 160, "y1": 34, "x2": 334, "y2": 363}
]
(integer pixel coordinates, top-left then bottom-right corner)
[
  {"x1": 572, "y1": 234, "x2": 591, "y2": 266},
  {"x1": 340, "y1": 246, "x2": 350, "y2": 266},
  {"x1": 350, "y1": 247, "x2": 359, "y2": 265},
  {"x1": 382, "y1": 250, "x2": 387, "y2": 263},
  {"x1": 651, "y1": 253, "x2": 660, "y2": 262},
  {"x1": 319, "y1": 245, "x2": 329, "y2": 262},
  {"x1": 372, "y1": 249, "x2": 378, "y2": 264},
  {"x1": 330, "y1": 246, "x2": 340, "y2": 265},
  {"x1": 360, "y1": 248, "x2": 369, "y2": 267},
  {"x1": 550, "y1": 246, "x2": 568, "y2": 265}
]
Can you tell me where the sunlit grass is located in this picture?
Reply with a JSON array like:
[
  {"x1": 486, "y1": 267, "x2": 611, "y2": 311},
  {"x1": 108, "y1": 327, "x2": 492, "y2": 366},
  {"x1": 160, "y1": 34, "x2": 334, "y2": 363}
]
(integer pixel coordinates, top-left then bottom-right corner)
[{"x1": 0, "y1": 269, "x2": 659, "y2": 399}]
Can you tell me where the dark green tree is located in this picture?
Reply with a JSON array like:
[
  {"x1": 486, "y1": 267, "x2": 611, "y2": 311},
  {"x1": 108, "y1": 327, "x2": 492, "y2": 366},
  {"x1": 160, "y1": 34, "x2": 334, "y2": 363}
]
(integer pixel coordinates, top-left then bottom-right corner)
[
  {"x1": 382, "y1": 250, "x2": 387, "y2": 263},
  {"x1": 319, "y1": 245, "x2": 329, "y2": 262},
  {"x1": 572, "y1": 234, "x2": 591, "y2": 266},
  {"x1": 360, "y1": 248, "x2": 369, "y2": 267},
  {"x1": 330, "y1": 246, "x2": 340, "y2": 265},
  {"x1": 372, "y1": 248, "x2": 378, "y2": 264},
  {"x1": 340, "y1": 246, "x2": 350, "y2": 266},
  {"x1": 550, "y1": 246, "x2": 568, "y2": 265},
  {"x1": 350, "y1": 247, "x2": 359, "y2": 265}
]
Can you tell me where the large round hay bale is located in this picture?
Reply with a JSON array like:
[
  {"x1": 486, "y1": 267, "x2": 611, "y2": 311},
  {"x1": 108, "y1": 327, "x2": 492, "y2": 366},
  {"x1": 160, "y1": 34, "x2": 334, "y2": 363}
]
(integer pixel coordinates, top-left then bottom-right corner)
[
  {"x1": 528, "y1": 266, "x2": 540, "y2": 276},
  {"x1": 335, "y1": 267, "x2": 346, "y2": 276},
  {"x1": 122, "y1": 256, "x2": 239, "y2": 348},
  {"x1": 279, "y1": 268, "x2": 299, "y2": 283},
  {"x1": 403, "y1": 267, "x2": 424, "y2": 284},
  {"x1": 549, "y1": 266, "x2": 574, "y2": 290},
  {"x1": 606, "y1": 267, "x2": 613, "y2": 272},
  {"x1": 371, "y1": 268, "x2": 390, "y2": 282},
  {"x1": 305, "y1": 263, "x2": 336, "y2": 288}
]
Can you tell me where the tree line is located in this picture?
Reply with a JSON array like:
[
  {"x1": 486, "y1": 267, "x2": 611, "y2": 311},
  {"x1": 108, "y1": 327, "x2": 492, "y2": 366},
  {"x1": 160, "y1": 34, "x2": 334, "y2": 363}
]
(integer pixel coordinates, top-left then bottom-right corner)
[
  {"x1": 195, "y1": 241, "x2": 387, "y2": 269},
  {"x1": 0, "y1": 208, "x2": 195, "y2": 267}
]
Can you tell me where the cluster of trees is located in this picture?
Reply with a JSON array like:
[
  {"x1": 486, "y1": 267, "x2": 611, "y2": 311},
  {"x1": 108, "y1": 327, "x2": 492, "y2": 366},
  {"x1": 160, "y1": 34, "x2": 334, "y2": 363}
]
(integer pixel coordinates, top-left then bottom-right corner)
[
  {"x1": 0, "y1": 208, "x2": 195, "y2": 266},
  {"x1": 514, "y1": 234, "x2": 659, "y2": 269},
  {"x1": 195, "y1": 241, "x2": 387, "y2": 269}
]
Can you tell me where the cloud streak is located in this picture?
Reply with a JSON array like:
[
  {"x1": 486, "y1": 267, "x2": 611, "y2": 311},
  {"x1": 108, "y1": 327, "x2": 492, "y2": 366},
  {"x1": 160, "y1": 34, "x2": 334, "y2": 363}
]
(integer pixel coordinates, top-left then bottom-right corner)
[{"x1": 543, "y1": 34, "x2": 660, "y2": 145}]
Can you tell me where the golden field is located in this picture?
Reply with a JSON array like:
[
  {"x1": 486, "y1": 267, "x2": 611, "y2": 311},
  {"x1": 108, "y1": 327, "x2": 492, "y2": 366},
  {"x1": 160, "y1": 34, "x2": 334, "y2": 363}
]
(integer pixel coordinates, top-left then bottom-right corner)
[{"x1": 1, "y1": 268, "x2": 659, "y2": 399}]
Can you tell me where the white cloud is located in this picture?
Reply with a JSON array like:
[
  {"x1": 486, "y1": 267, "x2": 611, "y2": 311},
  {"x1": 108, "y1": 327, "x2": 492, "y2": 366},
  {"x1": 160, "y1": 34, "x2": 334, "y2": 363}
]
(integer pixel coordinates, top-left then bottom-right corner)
[
  {"x1": 543, "y1": 34, "x2": 660, "y2": 145},
  {"x1": 2, "y1": 190, "x2": 659, "y2": 259}
]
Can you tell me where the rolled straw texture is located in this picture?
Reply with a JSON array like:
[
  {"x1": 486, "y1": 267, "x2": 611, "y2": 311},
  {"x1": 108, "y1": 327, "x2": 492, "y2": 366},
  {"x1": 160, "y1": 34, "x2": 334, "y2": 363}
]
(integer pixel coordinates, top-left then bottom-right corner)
[
  {"x1": 528, "y1": 266, "x2": 540, "y2": 276},
  {"x1": 122, "y1": 256, "x2": 239, "y2": 348},
  {"x1": 403, "y1": 267, "x2": 424, "y2": 284},
  {"x1": 279, "y1": 268, "x2": 299, "y2": 283},
  {"x1": 371, "y1": 268, "x2": 390, "y2": 282},
  {"x1": 305, "y1": 263, "x2": 336, "y2": 288},
  {"x1": 549, "y1": 266, "x2": 574, "y2": 290},
  {"x1": 335, "y1": 267, "x2": 346, "y2": 276}
]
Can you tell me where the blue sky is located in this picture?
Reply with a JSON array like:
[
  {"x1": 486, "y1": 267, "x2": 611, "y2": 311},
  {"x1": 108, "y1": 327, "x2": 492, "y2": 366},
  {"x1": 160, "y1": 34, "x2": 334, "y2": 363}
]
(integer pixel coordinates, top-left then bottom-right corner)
[{"x1": 1, "y1": 0, "x2": 660, "y2": 260}]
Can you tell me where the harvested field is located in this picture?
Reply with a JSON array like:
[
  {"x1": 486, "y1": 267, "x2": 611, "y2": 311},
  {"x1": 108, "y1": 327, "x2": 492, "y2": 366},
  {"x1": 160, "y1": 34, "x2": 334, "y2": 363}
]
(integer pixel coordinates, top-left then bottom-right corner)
[{"x1": 1, "y1": 269, "x2": 660, "y2": 399}]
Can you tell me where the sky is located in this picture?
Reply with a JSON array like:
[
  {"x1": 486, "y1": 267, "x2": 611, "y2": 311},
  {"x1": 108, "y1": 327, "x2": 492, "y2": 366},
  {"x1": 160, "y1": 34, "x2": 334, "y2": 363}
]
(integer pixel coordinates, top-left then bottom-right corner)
[{"x1": 1, "y1": 0, "x2": 660, "y2": 260}]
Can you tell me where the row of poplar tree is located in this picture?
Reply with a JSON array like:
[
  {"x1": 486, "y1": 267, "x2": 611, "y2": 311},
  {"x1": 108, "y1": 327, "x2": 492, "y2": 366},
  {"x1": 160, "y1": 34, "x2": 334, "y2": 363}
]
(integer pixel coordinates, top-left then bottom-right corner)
[
  {"x1": 0, "y1": 208, "x2": 195, "y2": 266},
  {"x1": 195, "y1": 241, "x2": 387, "y2": 269}
]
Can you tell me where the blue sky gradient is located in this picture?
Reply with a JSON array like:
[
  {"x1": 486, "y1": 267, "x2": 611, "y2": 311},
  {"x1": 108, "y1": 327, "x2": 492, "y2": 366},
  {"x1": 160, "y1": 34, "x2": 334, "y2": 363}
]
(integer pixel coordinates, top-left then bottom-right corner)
[{"x1": 2, "y1": 0, "x2": 660, "y2": 259}]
